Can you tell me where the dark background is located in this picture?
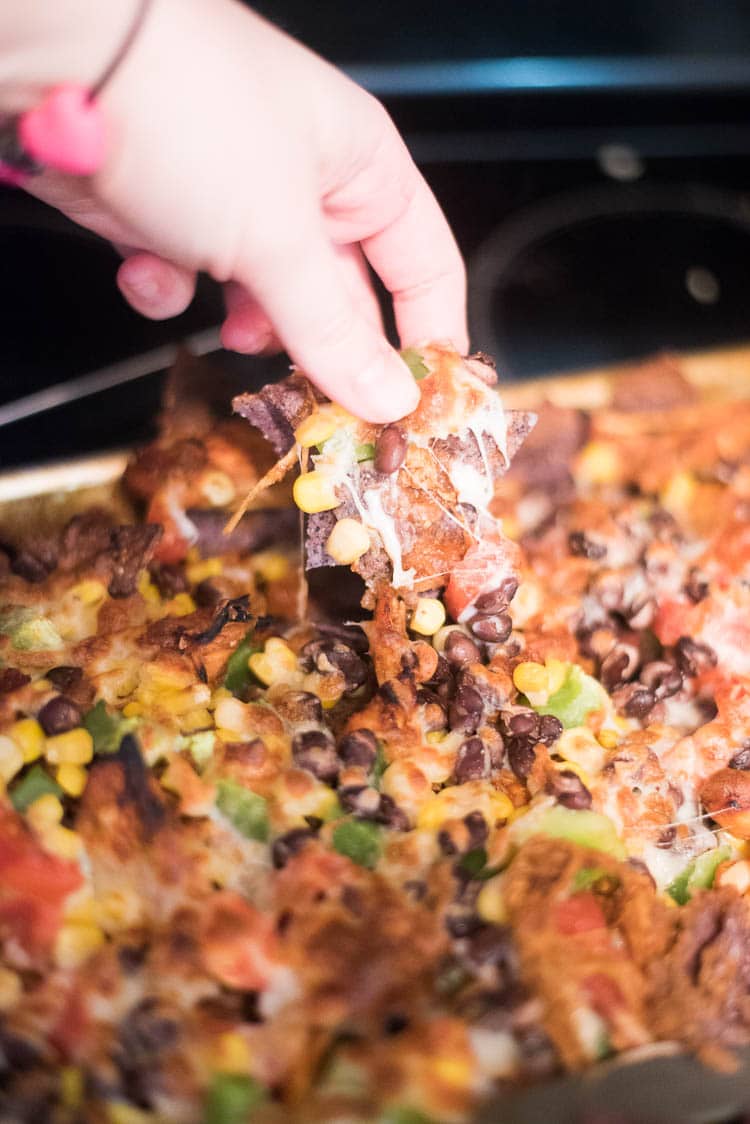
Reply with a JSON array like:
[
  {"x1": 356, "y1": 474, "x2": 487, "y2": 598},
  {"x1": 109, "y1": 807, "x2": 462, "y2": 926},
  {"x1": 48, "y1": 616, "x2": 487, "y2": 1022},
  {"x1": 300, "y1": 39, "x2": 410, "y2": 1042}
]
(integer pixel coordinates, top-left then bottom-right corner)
[{"x1": 2, "y1": 1, "x2": 750, "y2": 466}]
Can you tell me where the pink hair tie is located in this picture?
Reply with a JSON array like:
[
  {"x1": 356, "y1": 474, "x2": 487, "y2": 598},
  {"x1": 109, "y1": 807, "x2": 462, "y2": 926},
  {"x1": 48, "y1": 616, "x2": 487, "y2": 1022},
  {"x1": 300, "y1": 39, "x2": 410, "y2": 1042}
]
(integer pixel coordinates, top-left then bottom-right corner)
[{"x1": 0, "y1": 0, "x2": 153, "y2": 184}]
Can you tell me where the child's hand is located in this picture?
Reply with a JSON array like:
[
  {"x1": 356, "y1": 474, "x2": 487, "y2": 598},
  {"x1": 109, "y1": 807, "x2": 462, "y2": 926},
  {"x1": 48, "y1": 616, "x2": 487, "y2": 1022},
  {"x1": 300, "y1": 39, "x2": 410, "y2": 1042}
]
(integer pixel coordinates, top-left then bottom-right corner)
[{"x1": 11, "y1": 0, "x2": 467, "y2": 421}]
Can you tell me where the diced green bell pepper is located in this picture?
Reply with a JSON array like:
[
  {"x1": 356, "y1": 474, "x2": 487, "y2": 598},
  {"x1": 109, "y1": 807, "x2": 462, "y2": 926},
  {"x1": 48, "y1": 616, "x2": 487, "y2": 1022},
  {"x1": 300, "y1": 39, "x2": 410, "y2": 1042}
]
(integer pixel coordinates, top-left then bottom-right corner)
[
  {"x1": 204, "y1": 1074, "x2": 265, "y2": 1124},
  {"x1": 512, "y1": 805, "x2": 626, "y2": 860},
  {"x1": 215, "y1": 779, "x2": 269, "y2": 842},
  {"x1": 667, "y1": 845, "x2": 731, "y2": 905},
  {"x1": 332, "y1": 819, "x2": 381, "y2": 868},
  {"x1": 1, "y1": 607, "x2": 63, "y2": 652},
  {"x1": 533, "y1": 664, "x2": 607, "y2": 729},
  {"x1": 571, "y1": 865, "x2": 618, "y2": 893},
  {"x1": 379, "y1": 1108, "x2": 440, "y2": 1124},
  {"x1": 83, "y1": 700, "x2": 136, "y2": 754},
  {"x1": 224, "y1": 631, "x2": 260, "y2": 697},
  {"x1": 355, "y1": 442, "x2": 376, "y2": 462},
  {"x1": 400, "y1": 348, "x2": 429, "y2": 381},
  {"x1": 10, "y1": 764, "x2": 63, "y2": 812}
]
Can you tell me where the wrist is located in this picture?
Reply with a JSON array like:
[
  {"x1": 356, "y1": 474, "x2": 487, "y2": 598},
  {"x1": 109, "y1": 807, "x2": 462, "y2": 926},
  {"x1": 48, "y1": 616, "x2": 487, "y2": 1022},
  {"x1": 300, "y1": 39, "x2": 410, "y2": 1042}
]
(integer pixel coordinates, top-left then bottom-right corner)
[{"x1": 0, "y1": 0, "x2": 136, "y2": 112}]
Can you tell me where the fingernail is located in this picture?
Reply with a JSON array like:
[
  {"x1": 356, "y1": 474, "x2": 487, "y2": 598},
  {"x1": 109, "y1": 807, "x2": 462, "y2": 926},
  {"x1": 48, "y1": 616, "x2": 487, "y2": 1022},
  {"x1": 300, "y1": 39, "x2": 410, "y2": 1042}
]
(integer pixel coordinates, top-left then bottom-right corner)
[
  {"x1": 353, "y1": 351, "x2": 421, "y2": 422},
  {"x1": 119, "y1": 265, "x2": 160, "y2": 303},
  {"x1": 220, "y1": 319, "x2": 273, "y2": 354}
]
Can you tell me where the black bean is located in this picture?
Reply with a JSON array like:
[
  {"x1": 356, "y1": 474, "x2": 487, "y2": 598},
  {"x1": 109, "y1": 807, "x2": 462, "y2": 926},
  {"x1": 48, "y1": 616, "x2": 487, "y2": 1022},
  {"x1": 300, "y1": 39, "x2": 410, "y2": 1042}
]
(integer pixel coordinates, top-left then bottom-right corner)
[
  {"x1": 118, "y1": 999, "x2": 178, "y2": 1061},
  {"x1": 0, "y1": 668, "x2": 29, "y2": 694},
  {"x1": 464, "y1": 810, "x2": 488, "y2": 849},
  {"x1": 470, "y1": 612, "x2": 512, "y2": 643},
  {"x1": 685, "y1": 568, "x2": 710, "y2": 603},
  {"x1": 475, "y1": 577, "x2": 519, "y2": 613},
  {"x1": 538, "y1": 714, "x2": 563, "y2": 745},
  {"x1": 37, "y1": 695, "x2": 82, "y2": 736},
  {"x1": 301, "y1": 640, "x2": 368, "y2": 691},
  {"x1": 729, "y1": 743, "x2": 750, "y2": 770},
  {"x1": 465, "y1": 923, "x2": 516, "y2": 972},
  {"x1": 338, "y1": 728, "x2": 378, "y2": 768},
  {"x1": 507, "y1": 737, "x2": 536, "y2": 779},
  {"x1": 675, "y1": 636, "x2": 717, "y2": 677},
  {"x1": 339, "y1": 785, "x2": 381, "y2": 818},
  {"x1": 374, "y1": 425, "x2": 407, "y2": 474},
  {"x1": 446, "y1": 913, "x2": 483, "y2": 939},
  {"x1": 454, "y1": 737, "x2": 488, "y2": 782},
  {"x1": 568, "y1": 531, "x2": 607, "y2": 560},
  {"x1": 149, "y1": 563, "x2": 188, "y2": 600},
  {"x1": 11, "y1": 546, "x2": 57, "y2": 583},
  {"x1": 449, "y1": 682, "x2": 483, "y2": 734},
  {"x1": 426, "y1": 654, "x2": 452, "y2": 688},
  {"x1": 656, "y1": 825, "x2": 676, "y2": 848},
  {"x1": 438, "y1": 829, "x2": 460, "y2": 856},
  {"x1": 547, "y1": 769, "x2": 591, "y2": 810},
  {"x1": 46, "y1": 666, "x2": 82, "y2": 692},
  {"x1": 404, "y1": 879, "x2": 427, "y2": 900},
  {"x1": 291, "y1": 730, "x2": 339, "y2": 784},
  {"x1": 375, "y1": 793, "x2": 410, "y2": 831},
  {"x1": 640, "y1": 660, "x2": 682, "y2": 700},
  {"x1": 624, "y1": 687, "x2": 656, "y2": 720},
  {"x1": 444, "y1": 631, "x2": 481, "y2": 666},
  {"x1": 194, "y1": 578, "x2": 225, "y2": 608},
  {"x1": 508, "y1": 712, "x2": 539, "y2": 738},
  {"x1": 273, "y1": 690, "x2": 323, "y2": 725},
  {"x1": 271, "y1": 827, "x2": 317, "y2": 869},
  {"x1": 600, "y1": 647, "x2": 633, "y2": 691}
]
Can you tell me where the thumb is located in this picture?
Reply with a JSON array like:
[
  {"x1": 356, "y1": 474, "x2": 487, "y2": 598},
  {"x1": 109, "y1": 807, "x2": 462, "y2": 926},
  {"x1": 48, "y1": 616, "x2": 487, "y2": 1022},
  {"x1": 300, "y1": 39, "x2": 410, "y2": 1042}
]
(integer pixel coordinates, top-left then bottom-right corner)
[{"x1": 236, "y1": 223, "x2": 419, "y2": 424}]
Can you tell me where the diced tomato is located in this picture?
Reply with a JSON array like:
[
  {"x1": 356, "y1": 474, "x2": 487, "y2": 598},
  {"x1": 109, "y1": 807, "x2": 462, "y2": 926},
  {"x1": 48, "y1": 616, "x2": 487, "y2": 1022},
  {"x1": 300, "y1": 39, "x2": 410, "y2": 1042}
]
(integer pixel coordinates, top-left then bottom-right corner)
[
  {"x1": 201, "y1": 891, "x2": 278, "y2": 990},
  {"x1": 444, "y1": 519, "x2": 518, "y2": 621},
  {"x1": 146, "y1": 492, "x2": 191, "y2": 564},
  {"x1": 553, "y1": 892, "x2": 607, "y2": 936},
  {"x1": 583, "y1": 972, "x2": 624, "y2": 1019},
  {"x1": 0, "y1": 810, "x2": 82, "y2": 954}
]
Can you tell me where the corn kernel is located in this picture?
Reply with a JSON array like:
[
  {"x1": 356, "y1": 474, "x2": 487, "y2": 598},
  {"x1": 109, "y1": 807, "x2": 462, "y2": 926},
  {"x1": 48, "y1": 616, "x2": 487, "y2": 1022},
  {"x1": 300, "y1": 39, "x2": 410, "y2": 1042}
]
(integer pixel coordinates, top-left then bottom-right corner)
[
  {"x1": 294, "y1": 407, "x2": 340, "y2": 448},
  {"x1": 325, "y1": 518, "x2": 371, "y2": 565},
  {"x1": 95, "y1": 889, "x2": 143, "y2": 931},
  {"x1": 512, "y1": 661, "x2": 548, "y2": 696},
  {"x1": 200, "y1": 470, "x2": 235, "y2": 507},
  {"x1": 56, "y1": 763, "x2": 87, "y2": 798},
  {"x1": 253, "y1": 551, "x2": 289, "y2": 583},
  {"x1": 249, "y1": 637, "x2": 298, "y2": 687},
  {"x1": 476, "y1": 878, "x2": 507, "y2": 924},
  {"x1": 106, "y1": 1102, "x2": 155, "y2": 1124},
  {"x1": 45, "y1": 727, "x2": 93, "y2": 766},
  {"x1": 556, "y1": 727, "x2": 607, "y2": 776},
  {"x1": 432, "y1": 1055, "x2": 472, "y2": 1088},
  {"x1": 292, "y1": 470, "x2": 339, "y2": 514},
  {"x1": 166, "y1": 593, "x2": 196, "y2": 617},
  {"x1": 123, "y1": 701, "x2": 143, "y2": 718},
  {"x1": 0, "y1": 733, "x2": 23, "y2": 782},
  {"x1": 137, "y1": 570, "x2": 161, "y2": 605},
  {"x1": 55, "y1": 922, "x2": 104, "y2": 969},
  {"x1": 60, "y1": 1067, "x2": 84, "y2": 1110},
  {"x1": 661, "y1": 470, "x2": 695, "y2": 513},
  {"x1": 545, "y1": 658, "x2": 568, "y2": 697},
  {"x1": 0, "y1": 967, "x2": 21, "y2": 1012},
  {"x1": 186, "y1": 556, "x2": 223, "y2": 584},
  {"x1": 576, "y1": 440, "x2": 620, "y2": 486},
  {"x1": 42, "y1": 824, "x2": 82, "y2": 861},
  {"x1": 70, "y1": 579, "x2": 107, "y2": 606},
  {"x1": 9, "y1": 718, "x2": 45, "y2": 763},
  {"x1": 410, "y1": 597, "x2": 446, "y2": 637},
  {"x1": 27, "y1": 793, "x2": 64, "y2": 831},
  {"x1": 214, "y1": 1031, "x2": 252, "y2": 1073},
  {"x1": 597, "y1": 729, "x2": 619, "y2": 750},
  {"x1": 179, "y1": 707, "x2": 213, "y2": 734}
]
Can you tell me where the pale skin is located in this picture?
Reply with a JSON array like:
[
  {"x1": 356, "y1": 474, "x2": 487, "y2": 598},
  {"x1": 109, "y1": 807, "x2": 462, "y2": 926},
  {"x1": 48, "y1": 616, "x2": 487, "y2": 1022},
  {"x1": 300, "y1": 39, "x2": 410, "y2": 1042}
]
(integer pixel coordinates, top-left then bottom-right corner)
[{"x1": 0, "y1": 0, "x2": 468, "y2": 422}]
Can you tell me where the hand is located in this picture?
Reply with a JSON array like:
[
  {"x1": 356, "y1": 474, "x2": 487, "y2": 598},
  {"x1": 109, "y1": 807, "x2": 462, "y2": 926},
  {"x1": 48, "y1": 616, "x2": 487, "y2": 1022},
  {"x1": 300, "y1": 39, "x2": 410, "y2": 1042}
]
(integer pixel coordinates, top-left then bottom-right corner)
[{"x1": 7, "y1": 0, "x2": 467, "y2": 421}]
